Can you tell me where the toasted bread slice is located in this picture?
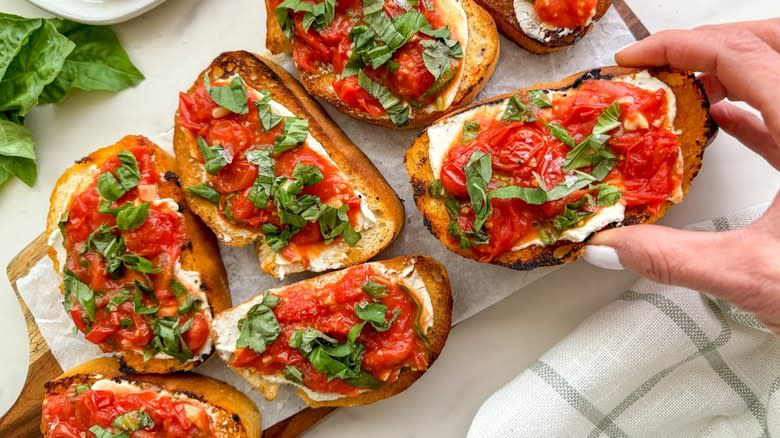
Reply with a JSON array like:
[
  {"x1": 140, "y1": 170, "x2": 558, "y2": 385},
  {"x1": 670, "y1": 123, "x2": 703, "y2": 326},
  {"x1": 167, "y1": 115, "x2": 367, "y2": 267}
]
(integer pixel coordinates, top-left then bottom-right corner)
[
  {"x1": 265, "y1": 0, "x2": 500, "y2": 129},
  {"x1": 474, "y1": 0, "x2": 611, "y2": 53},
  {"x1": 173, "y1": 51, "x2": 404, "y2": 279},
  {"x1": 42, "y1": 358, "x2": 261, "y2": 437},
  {"x1": 405, "y1": 67, "x2": 718, "y2": 269},
  {"x1": 46, "y1": 136, "x2": 231, "y2": 373},
  {"x1": 213, "y1": 255, "x2": 453, "y2": 408}
]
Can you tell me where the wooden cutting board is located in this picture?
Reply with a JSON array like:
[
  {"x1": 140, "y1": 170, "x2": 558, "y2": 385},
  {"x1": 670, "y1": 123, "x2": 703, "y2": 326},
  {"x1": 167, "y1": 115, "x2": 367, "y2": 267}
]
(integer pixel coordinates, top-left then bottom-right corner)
[{"x1": 0, "y1": 3, "x2": 646, "y2": 435}]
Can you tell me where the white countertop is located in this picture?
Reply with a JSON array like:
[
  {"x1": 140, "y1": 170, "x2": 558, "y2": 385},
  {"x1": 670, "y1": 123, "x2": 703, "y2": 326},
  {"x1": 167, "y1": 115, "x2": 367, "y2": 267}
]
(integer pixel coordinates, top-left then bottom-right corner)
[{"x1": 1, "y1": 0, "x2": 778, "y2": 436}]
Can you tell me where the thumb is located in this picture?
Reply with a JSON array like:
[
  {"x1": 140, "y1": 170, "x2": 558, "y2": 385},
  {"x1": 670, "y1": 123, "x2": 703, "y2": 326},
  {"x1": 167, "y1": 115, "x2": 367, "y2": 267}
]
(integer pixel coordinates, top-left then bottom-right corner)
[{"x1": 585, "y1": 224, "x2": 754, "y2": 298}]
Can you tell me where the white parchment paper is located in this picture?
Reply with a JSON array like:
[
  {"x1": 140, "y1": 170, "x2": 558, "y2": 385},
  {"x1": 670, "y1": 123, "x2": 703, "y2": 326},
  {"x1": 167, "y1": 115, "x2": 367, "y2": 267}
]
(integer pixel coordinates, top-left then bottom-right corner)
[{"x1": 16, "y1": 7, "x2": 635, "y2": 428}]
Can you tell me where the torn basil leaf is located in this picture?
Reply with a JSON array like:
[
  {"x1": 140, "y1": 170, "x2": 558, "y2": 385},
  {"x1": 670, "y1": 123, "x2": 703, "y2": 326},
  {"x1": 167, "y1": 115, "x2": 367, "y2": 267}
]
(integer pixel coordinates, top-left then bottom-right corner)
[
  {"x1": 273, "y1": 116, "x2": 309, "y2": 154},
  {"x1": 115, "y1": 202, "x2": 149, "y2": 231},
  {"x1": 355, "y1": 302, "x2": 400, "y2": 332},
  {"x1": 464, "y1": 150, "x2": 492, "y2": 232},
  {"x1": 204, "y1": 74, "x2": 248, "y2": 115},
  {"x1": 63, "y1": 270, "x2": 95, "y2": 322},
  {"x1": 528, "y1": 90, "x2": 552, "y2": 108},
  {"x1": 361, "y1": 280, "x2": 388, "y2": 299},
  {"x1": 196, "y1": 136, "x2": 228, "y2": 175},
  {"x1": 503, "y1": 95, "x2": 535, "y2": 123},
  {"x1": 357, "y1": 70, "x2": 409, "y2": 127},
  {"x1": 112, "y1": 410, "x2": 154, "y2": 433},
  {"x1": 236, "y1": 291, "x2": 281, "y2": 355},
  {"x1": 461, "y1": 121, "x2": 480, "y2": 143},
  {"x1": 185, "y1": 184, "x2": 220, "y2": 204},
  {"x1": 256, "y1": 90, "x2": 282, "y2": 131},
  {"x1": 596, "y1": 184, "x2": 622, "y2": 206}
]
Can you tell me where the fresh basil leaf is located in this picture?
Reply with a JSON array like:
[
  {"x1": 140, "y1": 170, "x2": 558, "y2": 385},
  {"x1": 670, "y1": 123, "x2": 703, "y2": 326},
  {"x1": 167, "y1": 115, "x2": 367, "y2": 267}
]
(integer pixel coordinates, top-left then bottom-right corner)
[
  {"x1": 120, "y1": 318, "x2": 133, "y2": 329},
  {"x1": 39, "y1": 20, "x2": 144, "y2": 104},
  {"x1": 120, "y1": 253, "x2": 160, "y2": 274},
  {"x1": 116, "y1": 150, "x2": 140, "y2": 189},
  {"x1": 0, "y1": 119, "x2": 36, "y2": 160},
  {"x1": 549, "y1": 123, "x2": 576, "y2": 148},
  {"x1": 97, "y1": 172, "x2": 125, "y2": 201},
  {"x1": 107, "y1": 290, "x2": 131, "y2": 312},
  {"x1": 345, "y1": 371, "x2": 383, "y2": 389},
  {"x1": 364, "y1": 0, "x2": 406, "y2": 49},
  {"x1": 275, "y1": 0, "x2": 336, "y2": 37},
  {"x1": 74, "y1": 383, "x2": 90, "y2": 395},
  {"x1": 428, "y1": 179, "x2": 445, "y2": 198},
  {"x1": 185, "y1": 184, "x2": 220, "y2": 203},
  {"x1": 342, "y1": 225, "x2": 362, "y2": 246},
  {"x1": 89, "y1": 425, "x2": 129, "y2": 438},
  {"x1": 63, "y1": 270, "x2": 96, "y2": 322},
  {"x1": 245, "y1": 149, "x2": 275, "y2": 209},
  {"x1": 170, "y1": 279, "x2": 188, "y2": 297},
  {"x1": 293, "y1": 163, "x2": 323, "y2": 186},
  {"x1": 289, "y1": 328, "x2": 339, "y2": 355},
  {"x1": 0, "y1": 14, "x2": 43, "y2": 80},
  {"x1": 116, "y1": 202, "x2": 149, "y2": 231},
  {"x1": 421, "y1": 39, "x2": 454, "y2": 81},
  {"x1": 196, "y1": 136, "x2": 228, "y2": 175},
  {"x1": 133, "y1": 290, "x2": 159, "y2": 315},
  {"x1": 553, "y1": 202, "x2": 592, "y2": 231},
  {"x1": 273, "y1": 116, "x2": 309, "y2": 154},
  {"x1": 204, "y1": 75, "x2": 248, "y2": 115},
  {"x1": 355, "y1": 303, "x2": 400, "y2": 332},
  {"x1": 393, "y1": 10, "x2": 428, "y2": 41},
  {"x1": 462, "y1": 121, "x2": 480, "y2": 144},
  {"x1": 464, "y1": 150, "x2": 492, "y2": 232},
  {"x1": 528, "y1": 90, "x2": 551, "y2": 108},
  {"x1": 361, "y1": 280, "x2": 388, "y2": 299},
  {"x1": 284, "y1": 365, "x2": 305, "y2": 384},
  {"x1": 85, "y1": 225, "x2": 125, "y2": 274},
  {"x1": 112, "y1": 410, "x2": 154, "y2": 432},
  {"x1": 146, "y1": 317, "x2": 194, "y2": 362},
  {"x1": 488, "y1": 185, "x2": 547, "y2": 205},
  {"x1": 317, "y1": 204, "x2": 361, "y2": 245},
  {"x1": 289, "y1": 326, "x2": 375, "y2": 385},
  {"x1": 236, "y1": 292, "x2": 281, "y2": 355},
  {"x1": 256, "y1": 90, "x2": 282, "y2": 131},
  {"x1": 357, "y1": 70, "x2": 409, "y2": 126},
  {"x1": 593, "y1": 102, "x2": 622, "y2": 136},
  {"x1": 177, "y1": 294, "x2": 202, "y2": 315},
  {"x1": 545, "y1": 171, "x2": 597, "y2": 201},
  {"x1": 0, "y1": 19, "x2": 75, "y2": 116},
  {"x1": 596, "y1": 184, "x2": 622, "y2": 206},
  {"x1": 503, "y1": 95, "x2": 535, "y2": 123}
]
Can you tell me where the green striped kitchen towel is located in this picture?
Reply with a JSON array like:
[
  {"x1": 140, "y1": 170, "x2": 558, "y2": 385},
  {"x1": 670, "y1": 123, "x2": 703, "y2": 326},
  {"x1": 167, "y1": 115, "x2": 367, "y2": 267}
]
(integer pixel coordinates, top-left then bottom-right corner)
[{"x1": 468, "y1": 203, "x2": 779, "y2": 438}]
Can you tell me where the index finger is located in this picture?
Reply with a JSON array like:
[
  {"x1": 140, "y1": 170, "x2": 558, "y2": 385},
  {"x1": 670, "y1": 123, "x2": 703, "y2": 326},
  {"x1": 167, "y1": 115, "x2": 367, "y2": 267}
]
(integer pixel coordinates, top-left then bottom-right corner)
[{"x1": 615, "y1": 25, "x2": 780, "y2": 135}]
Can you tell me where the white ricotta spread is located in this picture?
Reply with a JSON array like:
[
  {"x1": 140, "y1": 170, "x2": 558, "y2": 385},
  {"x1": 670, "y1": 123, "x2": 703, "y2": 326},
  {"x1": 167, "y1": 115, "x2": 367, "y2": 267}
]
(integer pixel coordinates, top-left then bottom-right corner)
[
  {"x1": 427, "y1": 100, "x2": 508, "y2": 178},
  {"x1": 513, "y1": 0, "x2": 595, "y2": 43},
  {"x1": 559, "y1": 202, "x2": 626, "y2": 242}
]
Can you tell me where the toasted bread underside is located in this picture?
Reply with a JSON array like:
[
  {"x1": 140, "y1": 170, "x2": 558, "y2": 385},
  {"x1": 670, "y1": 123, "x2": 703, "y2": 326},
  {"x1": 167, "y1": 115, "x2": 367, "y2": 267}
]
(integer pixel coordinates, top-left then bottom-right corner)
[
  {"x1": 474, "y1": 0, "x2": 611, "y2": 53},
  {"x1": 45, "y1": 136, "x2": 231, "y2": 373},
  {"x1": 405, "y1": 67, "x2": 718, "y2": 270},
  {"x1": 220, "y1": 255, "x2": 453, "y2": 408},
  {"x1": 173, "y1": 51, "x2": 404, "y2": 278},
  {"x1": 265, "y1": 0, "x2": 500, "y2": 129},
  {"x1": 42, "y1": 358, "x2": 261, "y2": 437}
]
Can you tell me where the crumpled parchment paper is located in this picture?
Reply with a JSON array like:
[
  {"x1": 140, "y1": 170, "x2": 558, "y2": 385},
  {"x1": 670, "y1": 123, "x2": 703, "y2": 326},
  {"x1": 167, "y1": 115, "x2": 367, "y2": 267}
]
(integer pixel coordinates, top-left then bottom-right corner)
[{"x1": 16, "y1": 7, "x2": 635, "y2": 428}]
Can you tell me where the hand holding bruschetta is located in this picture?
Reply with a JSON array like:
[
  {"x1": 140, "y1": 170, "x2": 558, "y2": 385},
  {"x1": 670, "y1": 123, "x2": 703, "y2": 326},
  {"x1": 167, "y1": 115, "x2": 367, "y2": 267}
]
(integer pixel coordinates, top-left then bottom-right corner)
[{"x1": 585, "y1": 19, "x2": 780, "y2": 334}]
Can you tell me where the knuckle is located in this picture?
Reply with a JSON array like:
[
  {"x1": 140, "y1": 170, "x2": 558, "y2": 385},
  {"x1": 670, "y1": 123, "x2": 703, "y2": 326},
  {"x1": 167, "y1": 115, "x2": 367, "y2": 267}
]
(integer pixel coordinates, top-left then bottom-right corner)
[{"x1": 723, "y1": 29, "x2": 766, "y2": 53}]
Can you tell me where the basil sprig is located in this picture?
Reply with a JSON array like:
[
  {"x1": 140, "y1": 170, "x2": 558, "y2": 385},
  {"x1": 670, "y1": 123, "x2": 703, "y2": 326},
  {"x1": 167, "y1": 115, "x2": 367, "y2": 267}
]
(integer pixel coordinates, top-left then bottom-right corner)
[
  {"x1": 204, "y1": 74, "x2": 248, "y2": 115},
  {"x1": 357, "y1": 70, "x2": 409, "y2": 126},
  {"x1": 235, "y1": 291, "x2": 281, "y2": 355},
  {"x1": 196, "y1": 136, "x2": 229, "y2": 175},
  {"x1": 289, "y1": 326, "x2": 382, "y2": 389}
]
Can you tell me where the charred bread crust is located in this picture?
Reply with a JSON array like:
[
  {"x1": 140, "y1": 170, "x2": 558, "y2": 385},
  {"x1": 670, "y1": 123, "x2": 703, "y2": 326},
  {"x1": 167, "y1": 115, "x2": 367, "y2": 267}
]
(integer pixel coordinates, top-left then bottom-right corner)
[
  {"x1": 264, "y1": 0, "x2": 500, "y2": 129},
  {"x1": 405, "y1": 67, "x2": 718, "y2": 270},
  {"x1": 45, "y1": 135, "x2": 231, "y2": 373},
  {"x1": 473, "y1": 0, "x2": 611, "y2": 53},
  {"x1": 220, "y1": 255, "x2": 453, "y2": 408},
  {"x1": 174, "y1": 51, "x2": 404, "y2": 278},
  {"x1": 43, "y1": 358, "x2": 261, "y2": 437}
]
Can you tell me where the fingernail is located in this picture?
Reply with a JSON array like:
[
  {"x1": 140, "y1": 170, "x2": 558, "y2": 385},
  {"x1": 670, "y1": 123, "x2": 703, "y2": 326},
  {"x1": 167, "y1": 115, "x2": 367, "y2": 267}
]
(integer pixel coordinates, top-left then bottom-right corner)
[{"x1": 583, "y1": 245, "x2": 624, "y2": 270}]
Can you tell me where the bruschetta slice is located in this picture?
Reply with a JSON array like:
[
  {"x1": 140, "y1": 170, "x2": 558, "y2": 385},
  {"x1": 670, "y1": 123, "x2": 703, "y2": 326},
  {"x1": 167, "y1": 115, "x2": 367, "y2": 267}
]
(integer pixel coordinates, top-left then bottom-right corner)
[
  {"x1": 46, "y1": 135, "x2": 231, "y2": 373},
  {"x1": 405, "y1": 67, "x2": 718, "y2": 269},
  {"x1": 265, "y1": 0, "x2": 500, "y2": 128},
  {"x1": 474, "y1": 0, "x2": 612, "y2": 53},
  {"x1": 174, "y1": 51, "x2": 404, "y2": 279},
  {"x1": 212, "y1": 255, "x2": 452, "y2": 407},
  {"x1": 42, "y1": 358, "x2": 261, "y2": 437}
]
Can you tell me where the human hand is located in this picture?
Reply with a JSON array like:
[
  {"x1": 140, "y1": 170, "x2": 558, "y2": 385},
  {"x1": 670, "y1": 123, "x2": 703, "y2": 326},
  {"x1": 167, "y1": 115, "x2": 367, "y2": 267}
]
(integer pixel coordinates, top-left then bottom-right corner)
[{"x1": 583, "y1": 19, "x2": 780, "y2": 333}]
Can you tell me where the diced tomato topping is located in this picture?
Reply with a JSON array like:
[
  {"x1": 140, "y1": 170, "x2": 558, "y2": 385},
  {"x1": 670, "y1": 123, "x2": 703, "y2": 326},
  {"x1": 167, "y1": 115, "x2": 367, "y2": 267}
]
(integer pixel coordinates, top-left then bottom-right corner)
[
  {"x1": 389, "y1": 39, "x2": 437, "y2": 102},
  {"x1": 534, "y1": 0, "x2": 599, "y2": 28},
  {"x1": 213, "y1": 159, "x2": 258, "y2": 194},
  {"x1": 333, "y1": 76, "x2": 386, "y2": 117}
]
